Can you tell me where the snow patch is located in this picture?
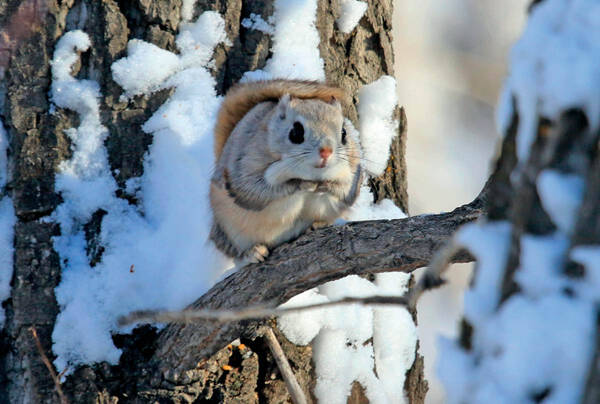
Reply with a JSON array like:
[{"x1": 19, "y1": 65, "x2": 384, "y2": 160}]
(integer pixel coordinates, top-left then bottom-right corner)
[
  {"x1": 181, "y1": 0, "x2": 197, "y2": 22},
  {"x1": 176, "y1": 11, "x2": 230, "y2": 69},
  {"x1": 495, "y1": 85, "x2": 514, "y2": 136},
  {"x1": 279, "y1": 273, "x2": 416, "y2": 404},
  {"x1": 515, "y1": 232, "x2": 569, "y2": 298},
  {"x1": 241, "y1": 13, "x2": 275, "y2": 34},
  {"x1": 337, "y1": 0, "x2": 367, "y2": 33},
  {"x1": 111, "y1": 40, "x2": 180, "y2": 98},
  {"x1": 358, "y1": 75, "x2": 399, "y2": 176},
  {"x1": 242, "y1": 0, "x2": 325, "y2": 82},
  {"x1": 112, "y1": 12, "x2": 228, "y2": 99},
  {"x1": 537, "y1": 169, "x2": 585, "y2": 233},
  {"x1": 440, "y1": 295, "x2": 595, "y2": 404},
  {"x1": 346, "y1": 186, "x2": 407, "y2": 221},
  {"x1": 372, "y1": 273, "x2": 417, "y2": 402},
  {"x1": 455, "y1": 221, "x2": 511, "y2": 327},
  {"x1": 444, "y1": 221, "x2": 596, "y2": 403},
  {"x1": 498, "y1": 0, "x2": 600, "y2": 162},
  {"x1": 0, "y1": 117, "x2": 8, "y2": 188}
]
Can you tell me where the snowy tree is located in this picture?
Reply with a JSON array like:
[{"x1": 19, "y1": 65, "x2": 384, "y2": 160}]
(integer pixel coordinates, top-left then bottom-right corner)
[
  {"x1": 0, "y1": 0, "x2": 426, "y2": 402},
  {"x1": 436, "y1": 0, "x2": 600, "y2": 402},
  {"x1": 0, "y1": 0, "x2": 597, "y2": 403}
]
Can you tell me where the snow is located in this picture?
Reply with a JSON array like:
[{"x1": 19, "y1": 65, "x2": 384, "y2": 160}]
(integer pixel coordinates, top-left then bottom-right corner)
[
  {"x1": 0, "y1": 119, "x2": 8, "y2": 194},
  {"x1": 337, "y1": 0, "x2": 367, "y2": 33},
  {"x1": 358, "y1": 76, "x2": 400, "y2": 176},
  {"x1": 443, "y1": 222, "x2": 597, "y2": 403},
  {"x1": 50, "y1": 14, "x2": 231, "y2": 373},
  {"x1": 111, "y1": 40, "x2": 180, "y2": 98},
  {"x1": 181, "y1": 0, "x2": 196, "y2": 22},
  {"x1": 439, "y1": 295, "x2": 595, "y2": 404},
  {"x1": 515, "y1": 232, "x2": 568, "y2": 298},
  {"x1": 372, "y1": 273, "x2": 418, "y2": 402},
  {"x1": 455, "y1": 221, "x2": 511, "y2": 327},
  {"x1": 242, "y1": 0, "x2": 325, "y2": 82},
  {"x1": 241, "y1": 13, "x2": 275, "y2": 35},
  {"x1": 111, "y1": 12, "x2": 228, "y2": 100},
  {"x1": 498, "y1": 0, "x2": 600, "y2": 163},
  {"x1": 279, "y1": 273, "x2": 416, "y2": 404},
  {"x1": 495, "y1": 84, "x2": 514, "y2": 136},
  {"x1": 176, "y1": 11, "x2": 231, "y2": 68},
  {"x1": 537, "y1": 169, "x2": 585, "y2": 233},
  {"x1": 277, "y1": 289, "x2": 329, "y2": 345},
  {"x1": 442, "y1": 218, "x2": 596, "y2": 402},
  {"x1": 346, "y1": 186, "x2": 406, "y2": 221},
  {"x1": 0, "y1": 120, "x2": 15, "y2": 328}
]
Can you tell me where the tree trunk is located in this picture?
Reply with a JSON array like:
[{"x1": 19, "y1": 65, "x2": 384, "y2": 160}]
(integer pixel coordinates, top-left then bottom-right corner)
[
  {"x1": 0, "y1": 0, "x2": 424, "y2": 402},
  {"x1": 438, "y1": 0, "x2": 600, "y2": 402}
]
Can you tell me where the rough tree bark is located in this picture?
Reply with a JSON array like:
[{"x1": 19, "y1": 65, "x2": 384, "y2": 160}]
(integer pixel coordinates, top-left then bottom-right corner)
[{"x1": 0, "y1": 0, "x2": 440, "y2": 402}]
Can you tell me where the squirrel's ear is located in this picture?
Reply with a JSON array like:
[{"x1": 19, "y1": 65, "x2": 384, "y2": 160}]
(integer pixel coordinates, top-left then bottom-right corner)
[
  {"x1": 277, "y1": 94, "x2": 291, "y2": 119},
  {"x1": 328, "y1": 95, "x2": 341, "y2": 109}
]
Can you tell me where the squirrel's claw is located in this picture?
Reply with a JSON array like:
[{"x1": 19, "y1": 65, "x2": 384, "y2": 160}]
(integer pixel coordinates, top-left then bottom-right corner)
[
  {"x1": 311, "y1": 221, "x2": 330, "y2": 231},
  {"x1": 241, "y1": 244, "x2": 270, "y2": 264}
]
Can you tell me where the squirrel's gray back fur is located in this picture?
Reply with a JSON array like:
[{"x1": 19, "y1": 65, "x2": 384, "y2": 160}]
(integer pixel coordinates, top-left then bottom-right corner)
[{"x1": 210, "y1": 83, "x2": 362, "y2": 263}]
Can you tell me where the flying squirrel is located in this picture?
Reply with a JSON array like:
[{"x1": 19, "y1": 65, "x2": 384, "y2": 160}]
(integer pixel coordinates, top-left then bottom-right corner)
[{"x1": 210, "y1": 80, "x2": 363, "y2": 263}]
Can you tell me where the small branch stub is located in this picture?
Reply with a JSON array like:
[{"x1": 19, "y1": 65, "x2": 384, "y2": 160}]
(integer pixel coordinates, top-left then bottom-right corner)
[{"x1": 262, "y1": 327, "x2": 309, "y2": 404}]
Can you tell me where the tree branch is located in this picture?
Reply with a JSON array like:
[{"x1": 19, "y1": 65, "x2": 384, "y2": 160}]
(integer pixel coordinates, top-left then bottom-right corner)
[{"x1": 150, "y1": 197, "x2": 483, "y2": 383}]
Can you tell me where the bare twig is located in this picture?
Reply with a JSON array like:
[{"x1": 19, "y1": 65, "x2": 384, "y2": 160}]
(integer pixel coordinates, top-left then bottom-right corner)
[
  {"x1": 262, "y1": 327, "x2": 309, "y2": 404},
  {"x1": 29, "y1": 327, "x2": 68, "y2": 404},
  {"x1": 119, "y1": 295, "x2": 408, "y2": 325}
]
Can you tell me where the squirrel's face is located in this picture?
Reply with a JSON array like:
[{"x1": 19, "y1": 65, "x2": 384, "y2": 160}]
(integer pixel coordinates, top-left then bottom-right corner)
[{"x1": 266, "y1": 95, "x2": 358, "y2": 182}]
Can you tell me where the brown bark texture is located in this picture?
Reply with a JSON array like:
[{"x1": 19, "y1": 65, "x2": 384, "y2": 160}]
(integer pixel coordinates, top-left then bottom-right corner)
[{"x1": 0, "y1": 0, "x2": 438, "y2": 403}]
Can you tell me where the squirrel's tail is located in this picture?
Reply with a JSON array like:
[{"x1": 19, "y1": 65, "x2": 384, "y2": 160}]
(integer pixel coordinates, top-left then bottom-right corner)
[{"x1": 213, "y1": 80, "x2": 346, "y2": 159}]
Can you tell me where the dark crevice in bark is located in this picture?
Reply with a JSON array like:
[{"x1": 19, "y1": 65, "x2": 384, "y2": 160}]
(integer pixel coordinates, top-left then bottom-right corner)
[{"x1": 84, "y1": 208, "x2": 107, "y2": 267}]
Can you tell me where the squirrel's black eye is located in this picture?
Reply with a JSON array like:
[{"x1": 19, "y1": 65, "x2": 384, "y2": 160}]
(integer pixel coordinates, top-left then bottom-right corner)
[
  {"x1": 341, "y1": 127, "x2": 347, "y2": 145},
  {"x1": 289, "y1": 122, "x2": 304, "y2": 144}
]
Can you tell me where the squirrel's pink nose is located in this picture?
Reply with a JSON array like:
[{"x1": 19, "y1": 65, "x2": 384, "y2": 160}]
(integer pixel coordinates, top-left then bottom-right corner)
[{"x1": 319, "y1": 147, "x2": 332, "y2": 159}]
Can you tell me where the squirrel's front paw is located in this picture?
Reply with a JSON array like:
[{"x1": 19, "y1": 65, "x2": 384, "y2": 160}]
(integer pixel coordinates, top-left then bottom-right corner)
[
  {"x1": 311, "y1": 221, "x2": 330, "y2": 230},
  {"x1": 299, "y1": 180, "x2": 319, "y2": 192},
  {"x1": 241, "y1": 244, "x2": 270, "y2": 264},
  {"x1": 287, "y1": 179, "x2": 318, "y2": 192}
]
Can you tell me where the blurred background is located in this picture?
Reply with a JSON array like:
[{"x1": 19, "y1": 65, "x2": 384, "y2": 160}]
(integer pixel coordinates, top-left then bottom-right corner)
[{"x1": 392, "y1": 1, "x2": 528, "y2": 402}]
